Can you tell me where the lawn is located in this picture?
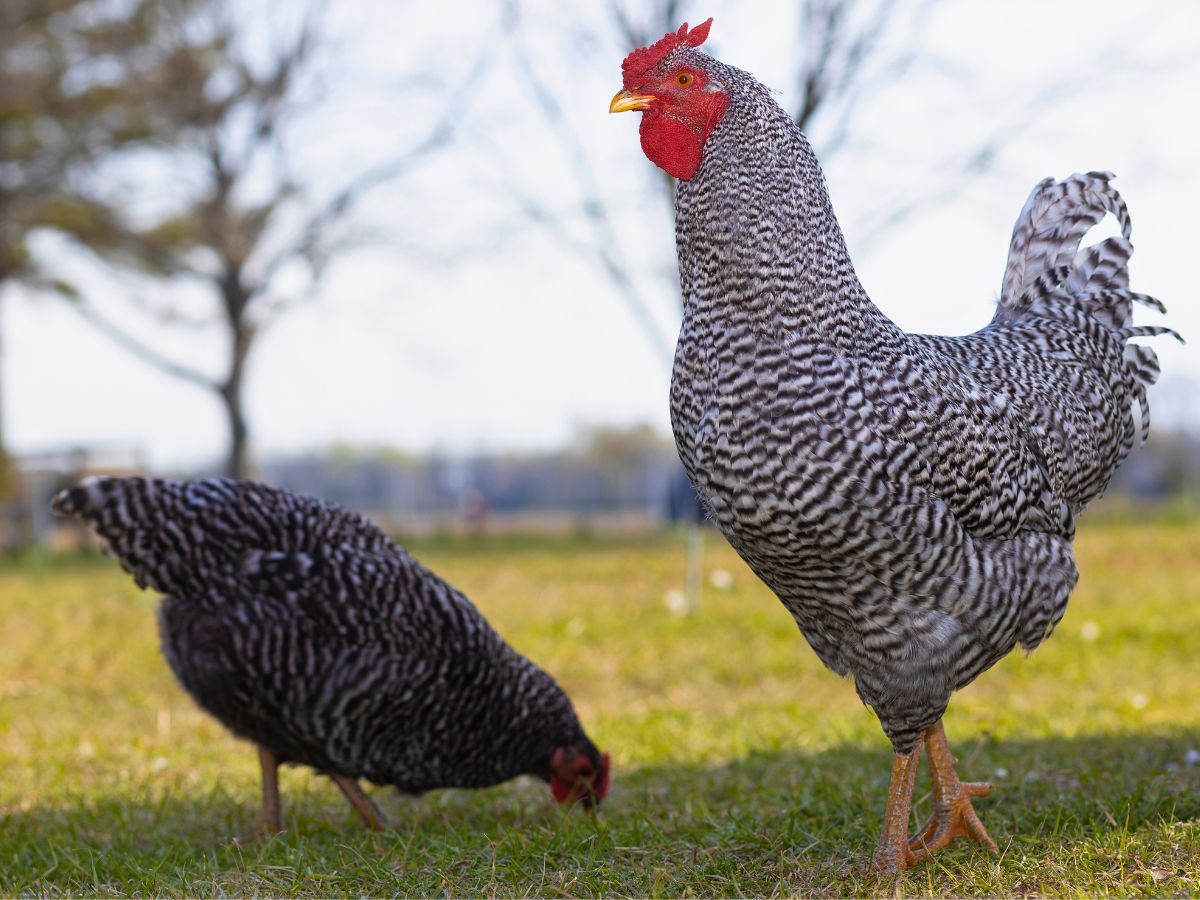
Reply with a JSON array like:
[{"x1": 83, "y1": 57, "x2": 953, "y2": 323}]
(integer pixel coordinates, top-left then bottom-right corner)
[{"x1": 1, "y1": 518, "x2": 1198, "y2": 896}]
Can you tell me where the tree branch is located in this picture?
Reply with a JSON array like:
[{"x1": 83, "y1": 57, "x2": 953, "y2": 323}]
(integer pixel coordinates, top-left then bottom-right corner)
[
  {"x1": 249, "y1": 31, "x2": 500, "y2": 309},
  {"x1": 484, "y1": 154, "x2": 675, "y2": 367},
  {"x1": 850, "y1": 69, "x2": 1097, "y2": 254},
  {"x1": 501, "y1": 0, "x2": 676, "y2": 369},
  {"x1": 63, "y1": 297, "x2": 218, "y2": 390}
]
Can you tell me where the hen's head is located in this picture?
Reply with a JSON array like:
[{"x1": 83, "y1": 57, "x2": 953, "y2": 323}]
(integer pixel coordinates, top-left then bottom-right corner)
[
  {"x1": 548, "y1": 744, "x2": 611, "y2": 811},
  {"x1": 609, "y1": 17, "x2": 729, "y2": 180}
]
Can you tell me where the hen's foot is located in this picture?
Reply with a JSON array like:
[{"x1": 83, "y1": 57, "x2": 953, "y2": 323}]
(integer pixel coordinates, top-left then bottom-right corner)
[
  {"x1": 909, "y1": 721, "x2": 998, "y2": 862},
  {"x1": 330, "y1": 773, "x2": 388, "y2": 831},
  {"x1": 871, "y1": 744, "x2": 921, "y2": 874},
  {"x1": 235, "y1": 745, "x2": 285, "y2": 842}
]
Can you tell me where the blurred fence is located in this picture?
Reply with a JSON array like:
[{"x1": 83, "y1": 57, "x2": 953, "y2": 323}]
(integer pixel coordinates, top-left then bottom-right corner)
[
  {"x1": 1, "y1": 427, "x2": 700, "y2": 549},
  {"x1": 259, "y1": 439, "x2": 701, "y2": 536},
  {"x1": 4, "y1": 427, "x2": 1197, "y2": 551}
]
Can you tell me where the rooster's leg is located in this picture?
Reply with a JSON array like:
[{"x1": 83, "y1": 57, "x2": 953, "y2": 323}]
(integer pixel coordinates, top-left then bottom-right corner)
[
  {"x1": 908, "y1": 720, "x2": 997, "y2": 861},
  {"x1": 871, "y1": 744, "x2": 921, "y2": 873},
  {"x1": 330, "y1": 773, "x2": 388, "y2": 831},
  {"x1": 238, "y1": 746, "x2": 284, "y2": 841}
]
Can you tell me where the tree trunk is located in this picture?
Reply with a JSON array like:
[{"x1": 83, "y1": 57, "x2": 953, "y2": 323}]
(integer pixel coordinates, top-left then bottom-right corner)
[
  {"x1": 219, "y1": 380, "x2": 249, "y2": 479},
  {"x1": 220, "y1": 321, "x2": 255, "y2": 479}
]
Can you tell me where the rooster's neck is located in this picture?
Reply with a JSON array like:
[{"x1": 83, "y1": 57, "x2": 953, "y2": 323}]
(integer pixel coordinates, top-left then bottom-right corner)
[{"x1": 673, "y1": 71, "x2": 898, "y2": 349}]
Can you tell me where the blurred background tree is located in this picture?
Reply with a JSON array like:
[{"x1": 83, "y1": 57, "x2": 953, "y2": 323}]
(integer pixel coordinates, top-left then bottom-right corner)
[
  {"x1": 9, "y1": 0, "x2": 477, "y2": 479},
  {"x1": 0, "y1": 0, "x2": 171, "y2": 498},
  {"x1": 46, "y1": 0, "x2": 339, "y2": 479}
]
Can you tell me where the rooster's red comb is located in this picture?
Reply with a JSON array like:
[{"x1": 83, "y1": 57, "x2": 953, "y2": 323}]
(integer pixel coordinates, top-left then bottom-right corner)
[{"x1": 621, "y1": 18, "x2": 713, "y2": 87}]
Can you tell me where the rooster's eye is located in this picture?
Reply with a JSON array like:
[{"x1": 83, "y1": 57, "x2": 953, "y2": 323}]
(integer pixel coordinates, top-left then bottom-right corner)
[{"x1": 675, "y1": 72, "x2": 694, "y2": 87}]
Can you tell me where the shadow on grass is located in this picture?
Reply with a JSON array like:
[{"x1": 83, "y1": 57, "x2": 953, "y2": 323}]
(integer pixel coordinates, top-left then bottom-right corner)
[
  {"x1": 3, "y1": 728, "x2": 1198, "y2": 893},
  {"x1": 611, "y1": 728, "x2": 1200, "y2": 874}
]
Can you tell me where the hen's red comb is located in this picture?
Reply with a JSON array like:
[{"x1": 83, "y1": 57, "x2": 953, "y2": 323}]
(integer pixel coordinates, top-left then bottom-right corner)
[{"x1": 621, "y1": 18, "x2": 713, "y2": 87}]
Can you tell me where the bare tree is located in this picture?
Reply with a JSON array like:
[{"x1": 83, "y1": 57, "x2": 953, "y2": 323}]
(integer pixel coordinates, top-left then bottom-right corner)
[{"x1": 43, "y1": 0, "x2": 489, "y2": 477}]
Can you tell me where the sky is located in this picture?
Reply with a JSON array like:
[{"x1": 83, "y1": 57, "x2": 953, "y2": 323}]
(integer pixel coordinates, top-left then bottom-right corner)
[{"x1": 4, "y1": 0, "x2": 1199, "y2": 471}]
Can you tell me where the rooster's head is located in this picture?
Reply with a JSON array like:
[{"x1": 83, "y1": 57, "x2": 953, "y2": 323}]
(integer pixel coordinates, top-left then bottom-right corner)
[{"x1": 609, "y1": 17, "x2": 729, "y2": 180}]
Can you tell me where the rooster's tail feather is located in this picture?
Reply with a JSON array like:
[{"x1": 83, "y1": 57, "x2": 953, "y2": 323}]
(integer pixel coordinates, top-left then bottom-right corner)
[
  {"x1": 996, "y1": 171, "x2": 1181, "y2": 444},
  {"x1": 999, "y1": 171, "x2": 1130, "y2": 310}
]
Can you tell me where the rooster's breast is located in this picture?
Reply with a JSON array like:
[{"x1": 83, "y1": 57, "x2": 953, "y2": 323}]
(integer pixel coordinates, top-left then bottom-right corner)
[{"x1": 671, "y1": 318, "x2": 850, "y2": 558}]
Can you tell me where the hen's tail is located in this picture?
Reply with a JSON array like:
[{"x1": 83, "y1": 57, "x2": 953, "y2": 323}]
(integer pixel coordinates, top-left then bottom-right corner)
[
  {"x1": 997, "y1": 171, "x2": 1182, "y2": 442},
  {"x1": 52, "y1": 476, "x2": 396, "y2": 598},
  {"x1": 52, "y1": 477, "x2": 236, "y2": 595}
]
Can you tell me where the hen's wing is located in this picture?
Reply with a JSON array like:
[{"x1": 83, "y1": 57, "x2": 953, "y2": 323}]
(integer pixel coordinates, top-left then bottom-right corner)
[{"x1": 240, "y1": 540, "x2": 503, "y2": 655}]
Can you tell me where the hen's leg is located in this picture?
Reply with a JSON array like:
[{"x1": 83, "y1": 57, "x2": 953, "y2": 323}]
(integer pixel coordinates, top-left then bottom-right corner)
[
  {"x1": 872, "y1": 744, "x2": 921, "y2": 873},
  {"x1": 908, "y1": 720, "x2": 997, "y2": 861},
  {"x1": 330, "y1": 773, "x2": 388, "y2": 831},
  {"x1": 239, "y1": 746, "x2": 284, "y2": 841}
]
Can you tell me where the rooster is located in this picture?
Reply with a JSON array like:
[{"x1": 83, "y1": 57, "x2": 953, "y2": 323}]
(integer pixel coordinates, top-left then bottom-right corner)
[
  {"x1": 52, "y1": 477, "x2": 610, "y2": 836},
  {"x1": 611, "y1": 19, "x2": 1177, "y2": 872}
]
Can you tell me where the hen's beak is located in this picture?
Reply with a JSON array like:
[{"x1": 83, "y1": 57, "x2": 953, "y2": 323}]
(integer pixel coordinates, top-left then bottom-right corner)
[{"x1": 609, "y1": 89, "x2": 655, "y2": 113}]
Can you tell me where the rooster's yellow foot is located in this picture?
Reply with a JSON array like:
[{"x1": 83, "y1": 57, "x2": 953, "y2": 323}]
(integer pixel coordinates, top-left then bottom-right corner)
[
  {"x1": 909, "y1": 778, "x2": 997, "y2": 860},
  {"x1": 909, "y1": 721, "x2": 998, "y2": 861}
]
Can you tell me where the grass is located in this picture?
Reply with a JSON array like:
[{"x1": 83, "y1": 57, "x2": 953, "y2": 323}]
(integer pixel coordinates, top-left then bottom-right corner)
[{"x1": 1, "y1": 518, "x2": 1198, "y2": 896}]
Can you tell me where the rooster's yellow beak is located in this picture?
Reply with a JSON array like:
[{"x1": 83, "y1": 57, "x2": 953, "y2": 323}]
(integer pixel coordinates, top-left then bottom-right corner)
[{"x1": 609, "y1": 90, "x2": 655, "y2": 113}]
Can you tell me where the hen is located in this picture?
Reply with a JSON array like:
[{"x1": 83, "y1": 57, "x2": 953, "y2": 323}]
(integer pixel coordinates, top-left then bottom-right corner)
[
  {"x1": 611, "y1": 19, "x2": 1177, "y2": 871},
  {"x1": 52, "y1": 477, "x2": 609, "y2": 835}
]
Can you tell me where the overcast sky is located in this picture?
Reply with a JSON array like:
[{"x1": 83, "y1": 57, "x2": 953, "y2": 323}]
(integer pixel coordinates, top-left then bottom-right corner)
[{"x1": 5, "y1": 0, "x2": 1198, "y2": 471}]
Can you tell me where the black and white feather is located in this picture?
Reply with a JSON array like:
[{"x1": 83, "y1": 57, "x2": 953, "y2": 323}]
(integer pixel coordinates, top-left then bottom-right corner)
[
  {"x1": 51, "y1": 477, "x2": 604, "y2": 797},
  {"x1": 656, "y1": 47, "x2": 1179, "y2": 752}
]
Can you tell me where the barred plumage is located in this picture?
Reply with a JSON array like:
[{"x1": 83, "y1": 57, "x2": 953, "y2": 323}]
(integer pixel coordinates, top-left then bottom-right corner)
[
  {"x1": 613, "y1": 19, "x2": 1177, "y2": 870},
  {"x1": 51, "y1": 477, "x2": 608, "y2": 830}
]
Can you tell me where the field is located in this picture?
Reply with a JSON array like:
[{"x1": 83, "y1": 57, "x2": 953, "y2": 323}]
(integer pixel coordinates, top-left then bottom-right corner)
[{"x1": 2, "y1": 518, "x2": 1198, "y2": 896}]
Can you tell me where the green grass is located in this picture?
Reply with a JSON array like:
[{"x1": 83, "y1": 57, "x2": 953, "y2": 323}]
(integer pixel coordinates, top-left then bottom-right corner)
[{"x1": 2, "y1": 520, "x2": 1198, "y2": 896}]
